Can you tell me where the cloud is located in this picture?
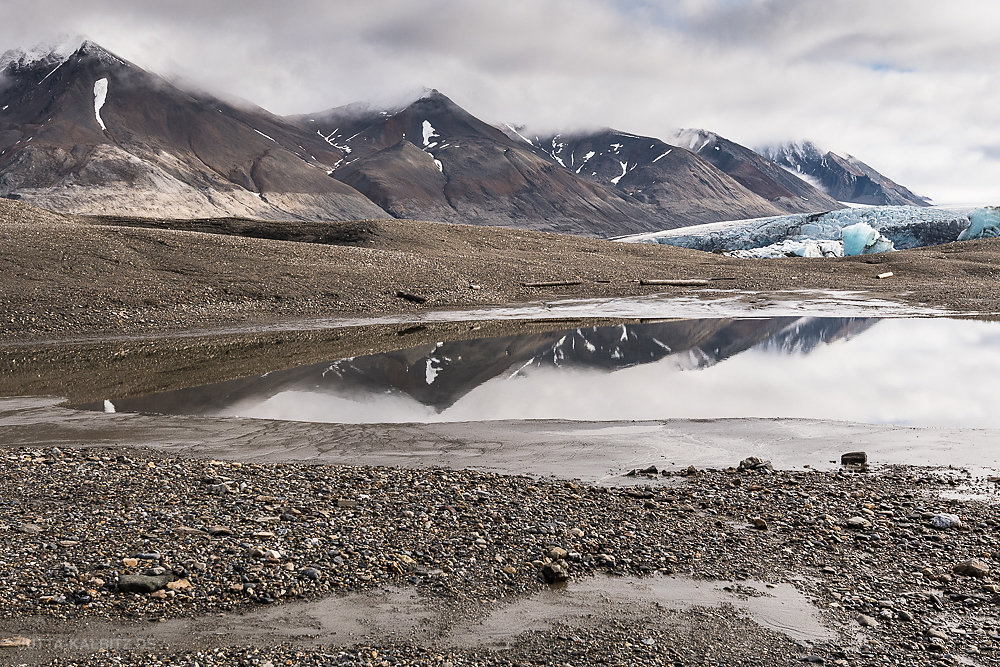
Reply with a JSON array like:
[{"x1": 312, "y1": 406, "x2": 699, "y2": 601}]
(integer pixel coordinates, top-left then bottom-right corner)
[{"x1": 0, "y1": 0, "x2": 998, "y2": 203}]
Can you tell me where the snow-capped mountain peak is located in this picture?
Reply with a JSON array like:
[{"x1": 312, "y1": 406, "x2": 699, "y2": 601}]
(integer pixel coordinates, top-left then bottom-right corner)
[{"x1": 758, "y1": 141, "x2": 930, "y2": 207}]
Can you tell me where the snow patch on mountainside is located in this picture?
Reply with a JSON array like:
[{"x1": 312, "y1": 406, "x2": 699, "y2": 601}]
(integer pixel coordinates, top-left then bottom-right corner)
[
  {"x1": 575, "y1": 151, "x2": 596, "y2": 173},
  {"x1": 253, "y1": 129, "x2": 276, "y2": 143},
  {"x1": 501, "y1": 123, "x2": 534, "y2": 145},
  {"x1": 611, "y1": 161, "x2": 628, "y2": 185},
  {"x1": 422, "y1": 120, "x2": 440, "y2": 148},
  {"x1": 778, "y1": 165, "x2": 826, "y2": 192},
  {"x1": 39, "y1": 59, "x2": 67, "y2": 83},
  {"x1": 93, "y1": 78, "x2": 108, "y2": 131}
]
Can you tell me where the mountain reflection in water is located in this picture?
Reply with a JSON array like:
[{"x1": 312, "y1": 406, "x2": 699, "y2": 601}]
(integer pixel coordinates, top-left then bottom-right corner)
[{"x1": 91, "y1": 317, "x2": 1000, "y2": 427}]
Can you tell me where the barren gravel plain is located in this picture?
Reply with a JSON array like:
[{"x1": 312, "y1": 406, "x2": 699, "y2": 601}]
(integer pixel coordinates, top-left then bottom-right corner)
[{"x1": 3, "y1": 199, "x2": 1000, "y2": 666}]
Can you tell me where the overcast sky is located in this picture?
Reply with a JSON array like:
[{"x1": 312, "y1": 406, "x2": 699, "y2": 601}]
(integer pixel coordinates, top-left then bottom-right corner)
[{"x1": 2, "y1": 0, "x2": 998, "y2": 204}]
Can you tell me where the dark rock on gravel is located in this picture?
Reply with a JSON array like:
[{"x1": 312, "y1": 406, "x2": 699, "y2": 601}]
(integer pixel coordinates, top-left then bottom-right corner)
[
  {"x1": 738, "y1": 456, "x2": 774, "y2": 472},
  {"x1": 840, "y1": 451, "x2": 868, "y2": 465},
  {"x1": 118, "y1": 574, "x2": 173, "y2": 594},
  {"x1": 954, "y1": 559, "x2": 990, "y2": 578},
  {"x1": 541, "y1": 560, "x2": 570, "y2": 584}
]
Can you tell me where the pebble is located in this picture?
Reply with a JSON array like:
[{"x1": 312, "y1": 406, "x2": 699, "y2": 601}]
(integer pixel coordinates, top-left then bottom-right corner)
[
  {"x1": 738, "y1": 457, "x2": 774, "y2": 472},
  {"x1": 954, "y1": 559, "x2": 990, "y2": 578},
  {"x1": 541, "y1": 560, "x2": 570, "y2": 584},
  {"x1": 930, "y1": 513, "x2": 962, "y2": 529},
  {"x1": 118, "y1": 574, "x2": 173, "y2": 594},
  {"x1": 15, "y1": 523, "x2": 43, "y2": 535},
  {"x1": 846, "y1": 517, "x2": 871, "y2": 530},
  {"x1": 840, "y1": 451, "x2": 868, "y2": 466},
  {"x1": 546, "y1": 547, "x2": 569, "y2": 560}
]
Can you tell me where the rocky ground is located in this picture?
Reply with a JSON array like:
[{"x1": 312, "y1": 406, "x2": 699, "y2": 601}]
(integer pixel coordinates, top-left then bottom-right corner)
[
  {"x1": 1, "y1": 446, "x2": 998, "y2": 665},
  {"x1": 2, "y1": 198, "x2": 1000, "y2": 343}
]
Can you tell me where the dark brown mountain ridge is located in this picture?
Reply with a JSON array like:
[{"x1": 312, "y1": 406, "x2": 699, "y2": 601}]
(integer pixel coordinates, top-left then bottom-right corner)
[{"x1": 0, "y1": 41, "x2": 928, "y2": 237}]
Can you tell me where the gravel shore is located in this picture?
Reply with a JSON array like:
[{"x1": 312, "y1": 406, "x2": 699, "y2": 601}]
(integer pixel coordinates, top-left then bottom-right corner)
[{"x1": 1, "y1": 445, "x2": 999, "y2": 665}]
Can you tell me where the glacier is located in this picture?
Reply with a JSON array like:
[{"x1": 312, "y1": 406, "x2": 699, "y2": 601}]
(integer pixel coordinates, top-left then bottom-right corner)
[
  {"x1": 620, "y1": 206, "x2": 996, "y2": 258},
  {"x1": 841, "y1": 222, "x2": 894, "y2": 256},
  {"x1": 958, "y1": 207, "x2": 1000, "y2": 241}
]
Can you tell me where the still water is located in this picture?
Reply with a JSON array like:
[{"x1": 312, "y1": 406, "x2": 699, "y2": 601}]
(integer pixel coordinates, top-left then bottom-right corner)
[{"x1": 97, "y1": 317, "x2": 1000, "y2": 428}]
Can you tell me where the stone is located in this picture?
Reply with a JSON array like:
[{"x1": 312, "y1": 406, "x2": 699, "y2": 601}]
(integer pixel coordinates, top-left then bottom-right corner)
[
  {"x1": 15, "y1": 523, "x2": 43, "y2": 535},
  {"x1": 252, "y1": 531, "x2": 276, "y2": 539},
  {"x1": 207, "y1": 525, "x2": 234, "y2": 537},
  {"x1": 840, "y1": 451, "x2": 868, "y2": 465},
  {"x1": 926, "y1": 639, "x2": 947, "y2": 653},
  {"x1": 337, "y1": 499, "x2": 359, "y2": 508},
  {"x1": 930, "y1": 513, "x2": 962, "y2": 530},
  {"x1": 134, "y1": 552, "x2": 161, "y2": 561},
  {"x1": 173, "y1": 525, "x2": 208, "y2": 537},
  {"x1": 738, "y1": 457, "x2": 773, "y2": 472},
  {"x1": 118, "y1": 574, "x2": 172, "y2": 594},
  {"x1": 50, "y1": 562, "x2": 79, "y2": 579},
  {"x1": 751, "y1": 517, "x2": 768, "y2": 530},
  {"x1": 300, "y1": 567, "x2": 322, "y2": 581},
  {"x1": 846, "y1": 517, "x2": 872, "y2": 530},
  {"x1": 253, "y1": 516, "x2": 280, "y2": 524},
  {"x1": 857, "y1": 614, "x2": 879, "y2": 628},
  {"x1": 166, "y1": 578, "x2": 193, "y2": 591},
  {"x1": 541, "y1": 559, "x2": 570, "y2": 584},
  {"x1": 122, "y1": 558, "x2": 139, "y2": 568},
  {"x1": 546, "y1": 547, "x2": 569, "y2": 560},
  {"x1": 954, "y1": 559, "x2": 990, "y2": 578},
  {"x1": 626, "y1": 465, "x2": 659, "y2": 477}
]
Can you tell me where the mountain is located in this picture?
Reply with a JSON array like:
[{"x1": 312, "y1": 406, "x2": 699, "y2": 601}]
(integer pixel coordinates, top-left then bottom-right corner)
[
  {"x1": 759, "y1": 141, "x2": 931, "y2": 207},
  {"x1": 0, "y1": 39, "x2": 930, "y2": 236},
  {"x1": 512, "y1": 128, "x2": 793, "y2": 227},
  {"x1": 671, "y1": 129, "x2": 843, "y2": 214},
  {"x1": 288, "y1": 91, "x2": 678, "y2": 236},
  {"x1": 0, "y1": 41, "x2": 388, "y2": 220}
]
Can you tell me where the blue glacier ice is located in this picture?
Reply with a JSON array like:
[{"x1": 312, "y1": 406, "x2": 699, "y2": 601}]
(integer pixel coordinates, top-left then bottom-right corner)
[
  {"x1": 841, "y1": 222, "x2": 894, "y2": 256},
  {"x1": 619, "y1": 205, "x2": 992, "y2": 258},
  {"x1": 957, "y1": 207, "x2": 1000, "y2": 241}
]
